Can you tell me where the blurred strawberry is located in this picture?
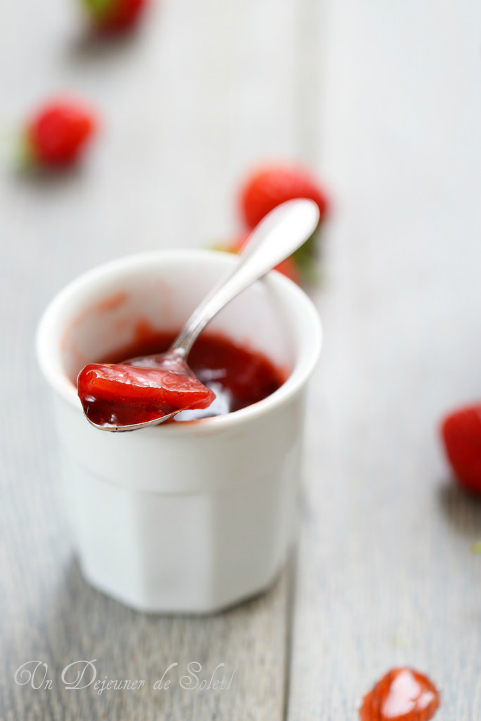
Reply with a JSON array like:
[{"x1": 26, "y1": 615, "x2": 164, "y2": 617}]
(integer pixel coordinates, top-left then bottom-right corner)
[
  {"x1": 24, "y1": 99, "x2": 96, "y2": 168},
  {"x1": 83, "y1": 0, "x2": 148, "y2": 32},
  {"x1": 271, "y1": 256, "x2": 301, "y2": 284},
  {"x1": 239, "y1": 164, "x2": 329, "y2": 283},
  {"x1": 240, "y1": 164, "x2": 329, "y2": 230},
  {"x1": 441, "y1": 403, "x2": 481, "y2": 494},
  {"x1": 219, "y1": 234, "x2": 302, "y2": 285}
]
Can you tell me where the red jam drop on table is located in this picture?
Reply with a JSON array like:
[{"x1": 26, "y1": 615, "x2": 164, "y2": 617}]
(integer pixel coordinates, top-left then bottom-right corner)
[
  {"x1": 77, "y1": 330, "x2": 285, "y2": 428},
  {"x1": 359, "y1": 668, "x2": 440, "y2": 721}
]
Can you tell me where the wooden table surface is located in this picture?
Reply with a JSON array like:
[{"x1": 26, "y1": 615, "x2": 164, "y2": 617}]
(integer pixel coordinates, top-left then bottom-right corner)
[{"x1": 1, "y1": 1, "x2": 480, "y2": 719}]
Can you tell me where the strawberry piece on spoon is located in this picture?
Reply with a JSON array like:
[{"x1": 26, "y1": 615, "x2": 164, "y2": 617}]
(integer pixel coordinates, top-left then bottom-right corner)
[{"x1": 78, "y1": 354, "x2": 215, "y2": 429}]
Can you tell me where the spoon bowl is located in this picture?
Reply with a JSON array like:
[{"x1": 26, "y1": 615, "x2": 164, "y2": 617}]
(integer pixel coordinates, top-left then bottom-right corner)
[{"x1": 80, "y1": 349, "x2": 215, "y2": 431}]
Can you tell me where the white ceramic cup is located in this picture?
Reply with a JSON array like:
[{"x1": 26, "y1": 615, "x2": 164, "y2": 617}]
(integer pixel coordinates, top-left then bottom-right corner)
[{"x1": 36, "y1": 250, "x2": 322, "y2": 613}]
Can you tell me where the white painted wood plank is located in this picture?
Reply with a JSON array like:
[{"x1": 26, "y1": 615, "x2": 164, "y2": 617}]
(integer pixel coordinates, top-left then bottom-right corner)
[{"x1": 288, "y1": 1, "x2": 481, "y2": 718}]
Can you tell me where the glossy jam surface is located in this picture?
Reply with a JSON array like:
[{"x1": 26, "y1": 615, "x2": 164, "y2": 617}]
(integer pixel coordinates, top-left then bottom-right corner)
[
  {"x1": 359, "y1": 668, "x2": 440, "y2": 721},
  {"x1": 78, "y1": 354, "x2": 215, "y2": 428},
  {"x1": 77, "y1": 329, "x2": 285, "y2": 427}
]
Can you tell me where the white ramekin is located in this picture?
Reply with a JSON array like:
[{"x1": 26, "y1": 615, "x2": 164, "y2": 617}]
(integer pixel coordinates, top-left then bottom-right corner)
[{"x1": 36, "y1": 250, "x2": 322, "y2": 613}]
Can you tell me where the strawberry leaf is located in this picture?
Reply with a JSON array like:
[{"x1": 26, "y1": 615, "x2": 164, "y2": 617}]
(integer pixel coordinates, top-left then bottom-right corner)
[{"x1": 83, "y1": 0, "x2": 115, "y2": 19}]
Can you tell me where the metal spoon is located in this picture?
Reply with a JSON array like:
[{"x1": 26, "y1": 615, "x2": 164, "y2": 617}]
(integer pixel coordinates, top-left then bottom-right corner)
[{"x1": 84, "y1": 198, "x2": 320, "y2": 431}]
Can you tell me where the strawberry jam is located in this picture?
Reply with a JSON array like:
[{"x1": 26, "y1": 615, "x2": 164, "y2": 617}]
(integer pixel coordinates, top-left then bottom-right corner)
[
  {"x1": 359, "y1": 668, "x2": 440, "y2": 721},
  {"x1": 78, "y1": 357, "x2": 215, "y2": 428},
  {"x1": 77, "y1": 330, "x2": 285, "y2": 428}
]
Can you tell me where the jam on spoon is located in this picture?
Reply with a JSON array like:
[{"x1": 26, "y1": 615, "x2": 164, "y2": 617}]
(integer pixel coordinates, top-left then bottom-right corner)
[
  {"x1": 77, "y1": 198, "x2": 320, "y2": 431},
  {"x1": 359, "y1": 668, "x2": 440, "y2": 721},
  {"x1": 78, "y1": 352, "x2": 215, "y2": 429},
  {"x1": 79, "y1": 328, "x2": 286, "y2": 427}
]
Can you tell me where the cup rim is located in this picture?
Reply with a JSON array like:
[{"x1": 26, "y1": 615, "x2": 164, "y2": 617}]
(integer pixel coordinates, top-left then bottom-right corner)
[{"x1": 36, "y1": 249, "x2": 322, "y2": 434}]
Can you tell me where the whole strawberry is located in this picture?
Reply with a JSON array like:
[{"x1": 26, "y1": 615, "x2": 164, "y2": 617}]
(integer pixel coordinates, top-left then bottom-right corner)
[
  {"x1": 239, "y1": 164, "x2": 329, "y2": 283},
  {"x1": 83, "y1": 0, "x2": 148, "y2": 32},
  {"x1": 218, "y1": 234, "x2": 302, "y2": 285},
  {"x1": 240, "y1": 164, "x2": 329, "y2": 230},
  {"x1": 441, "y1": 404, "x2": 481, "y2": 494},
  {"x1": 24, "y1": 99, "x2": 96, "y2": 168}
]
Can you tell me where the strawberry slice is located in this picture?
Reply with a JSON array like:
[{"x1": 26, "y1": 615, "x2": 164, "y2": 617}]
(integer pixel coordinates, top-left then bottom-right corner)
[{"x1": 78, "y1": 362, "x2": 215, "y2": 428}]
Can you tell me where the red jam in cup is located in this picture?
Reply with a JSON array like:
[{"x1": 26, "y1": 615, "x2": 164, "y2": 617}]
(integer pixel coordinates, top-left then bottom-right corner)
[{"x1": 78, "y1": 330, "x2": 286, "y2": 428}]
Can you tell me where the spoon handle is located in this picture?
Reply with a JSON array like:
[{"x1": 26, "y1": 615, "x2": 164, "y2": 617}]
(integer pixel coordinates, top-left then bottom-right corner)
[{"x1": 170, "y1": 198, "x2": 320, "y2": 356}]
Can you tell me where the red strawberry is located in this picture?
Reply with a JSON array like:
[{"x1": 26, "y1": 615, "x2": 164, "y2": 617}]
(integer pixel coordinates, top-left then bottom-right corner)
[
  {"x1": 25, "y1": 100, "x2": 96, "y2": 168},
  {"x1": 240, "y1": 164, "x2": 329, "y2": 230},
  {"x1": 273, "y1": 256, "x2": 302, "y2": 285},
  {"x1": 441, "y1": 404, "x2": 481, "y2": 494},
  {"x1": 83, "y1": 0, "x2": 148, "y2": 32},
  {"x1": 222, "y1": 234, "x2": 302, "y2": 285}
]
